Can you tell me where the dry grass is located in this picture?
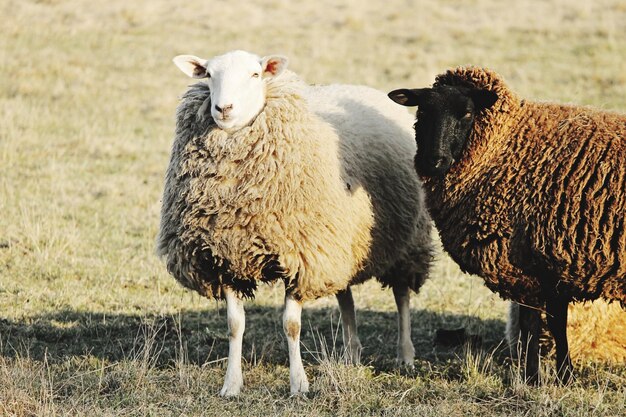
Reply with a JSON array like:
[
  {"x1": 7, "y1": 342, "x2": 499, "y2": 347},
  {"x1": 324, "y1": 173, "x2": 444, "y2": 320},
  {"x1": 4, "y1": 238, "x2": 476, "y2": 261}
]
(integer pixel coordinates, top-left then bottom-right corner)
[{"x1": 1, "y1": 0, "x2": 625, "y2": 415}]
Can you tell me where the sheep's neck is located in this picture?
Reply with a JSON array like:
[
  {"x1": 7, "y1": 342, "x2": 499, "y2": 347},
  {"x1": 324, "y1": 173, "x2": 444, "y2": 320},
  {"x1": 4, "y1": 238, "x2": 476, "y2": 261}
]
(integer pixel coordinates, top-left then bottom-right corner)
[
  {"x1": 421, "y1": 104, "x2": 524, "y2": 261},
  {"x1": 433, "y1": 105, "x2": 523, "y2": 199}
]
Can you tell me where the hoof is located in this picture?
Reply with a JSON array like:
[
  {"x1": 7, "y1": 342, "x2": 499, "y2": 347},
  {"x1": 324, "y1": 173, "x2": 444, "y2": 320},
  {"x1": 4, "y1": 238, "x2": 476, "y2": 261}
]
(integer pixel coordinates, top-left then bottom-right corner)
[
  {"x1": 290, "y1": 376, "x2": 310, "y2": 396},
  {"x1": 219, "y1": 379, "x2": 243, "y2": 397},
  {"x1": 345, "y1": 341, "x2": 363, "y2": 365},
  {"x1": 397, "y1": 357, "x2": 415, "y2": 370},
  {"x1": 397, "y1": 342, "x2": 416, "y2": 368}
]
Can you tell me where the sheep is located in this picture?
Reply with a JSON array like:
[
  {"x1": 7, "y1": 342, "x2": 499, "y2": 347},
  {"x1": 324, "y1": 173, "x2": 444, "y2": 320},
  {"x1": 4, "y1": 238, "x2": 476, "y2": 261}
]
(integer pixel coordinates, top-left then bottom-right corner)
[
  {"x1": 388, "y1": 66, "x2": 625, "y2": 384},
  {"x1": 506, "y1": 300, "x2": 626, "y2": 364},
  {"x1": 157, "y1": 50, "x2": 433, "y2": 396}
]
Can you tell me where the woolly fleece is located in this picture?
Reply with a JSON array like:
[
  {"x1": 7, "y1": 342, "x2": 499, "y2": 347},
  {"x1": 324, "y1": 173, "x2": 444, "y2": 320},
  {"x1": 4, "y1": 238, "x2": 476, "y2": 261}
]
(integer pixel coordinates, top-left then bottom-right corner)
[
  {"x1": 157, "y1": 72, "x2": 432, "y2": 301},
  {"x1": 422, "y1": 66, "x2": 625, "y2": 307}
]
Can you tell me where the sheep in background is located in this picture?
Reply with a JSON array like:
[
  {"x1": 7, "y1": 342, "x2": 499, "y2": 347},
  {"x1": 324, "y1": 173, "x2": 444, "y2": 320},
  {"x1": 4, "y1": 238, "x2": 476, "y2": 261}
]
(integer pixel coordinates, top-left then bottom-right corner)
[
  {"x1": 507, "y1": 300, "x2": 626, "y2": 364},
  {"x1": 158, "y1": 50, "x2": 432, "y2": 396},
  {"x1": 389, "y1": 66, "x2": 625, "y2": 384}
]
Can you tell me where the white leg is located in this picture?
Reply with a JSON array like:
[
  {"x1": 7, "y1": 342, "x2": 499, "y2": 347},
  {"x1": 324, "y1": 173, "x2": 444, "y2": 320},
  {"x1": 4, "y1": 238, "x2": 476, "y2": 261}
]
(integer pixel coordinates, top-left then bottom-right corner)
[
  {"x1": 336, "y1": 286, "x2": 362, "y2": 364},
  {"x1": 505, "y1": 301, "x2": 521, "y2": 359},
  {"x1": 283, "y1": 294, "x2": 309, "y2": 395},
  {"x1": 219, "y1": 288, "x2": 245, "y2": 397},
  {"x1": 393, "y1": 285, "x2": 415, "y2": 367}
]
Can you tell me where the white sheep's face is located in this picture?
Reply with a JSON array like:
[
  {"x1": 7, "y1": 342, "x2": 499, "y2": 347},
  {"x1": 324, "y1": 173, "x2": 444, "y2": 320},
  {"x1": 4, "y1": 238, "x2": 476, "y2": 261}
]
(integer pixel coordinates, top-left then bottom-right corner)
[{"x1": 173, "y1": 50, "x2": 288, "y2": 131}]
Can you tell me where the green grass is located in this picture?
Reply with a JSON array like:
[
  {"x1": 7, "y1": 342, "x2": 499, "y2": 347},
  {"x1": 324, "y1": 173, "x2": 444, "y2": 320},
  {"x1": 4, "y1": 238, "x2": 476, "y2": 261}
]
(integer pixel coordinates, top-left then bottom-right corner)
[{"x1": 1, "y1": 0, "x2": 625, "y2": 415}]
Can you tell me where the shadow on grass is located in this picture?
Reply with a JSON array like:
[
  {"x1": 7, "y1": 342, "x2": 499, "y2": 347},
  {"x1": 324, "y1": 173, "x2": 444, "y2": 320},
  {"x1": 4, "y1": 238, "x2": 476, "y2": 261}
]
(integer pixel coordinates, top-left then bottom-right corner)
[{"x1": 0, "y1": 306, "x2": 507, "y2": 376}]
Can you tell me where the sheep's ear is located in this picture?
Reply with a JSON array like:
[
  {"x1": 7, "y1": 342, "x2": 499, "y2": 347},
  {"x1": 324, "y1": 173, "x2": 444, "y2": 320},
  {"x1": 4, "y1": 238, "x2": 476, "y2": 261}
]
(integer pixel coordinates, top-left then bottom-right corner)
[
  {"x1": 470, "y1": 89, "x2": 498, "y2": 111},
  {"x1": 261, "y1": 55, "x2": 288, "y2": 78},
  {"x1": 172, "y1": 55, "x2": 209, "y2": 79},
  {"x1": 388, "y1": 88, "x2": 429, "y2": 106}
]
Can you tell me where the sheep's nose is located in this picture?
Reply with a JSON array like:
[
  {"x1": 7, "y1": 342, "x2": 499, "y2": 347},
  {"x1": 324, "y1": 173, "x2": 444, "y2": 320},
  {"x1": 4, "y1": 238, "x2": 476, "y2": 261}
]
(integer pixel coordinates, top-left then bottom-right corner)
[{"x1": 214, "y1": 104, "x2": 233, "y2": 116}]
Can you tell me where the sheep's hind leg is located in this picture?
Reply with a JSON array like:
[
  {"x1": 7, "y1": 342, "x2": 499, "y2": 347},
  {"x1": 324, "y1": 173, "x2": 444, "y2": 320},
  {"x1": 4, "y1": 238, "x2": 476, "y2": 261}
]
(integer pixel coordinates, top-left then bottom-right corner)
[
  {"x1": 393, "y1": 285, "x2": 415, "y2": 367},
  {"x1": 545, "y1": 295, "x2": 574, "y2": 384},
  {"x1": 220, "y1": 288, "x2": 246, "y2": 397},
  {"x1": 518, "y1": 304, "x2": 541, "y2": 385},
  {"x1": 283, "y1": 293, "x2": 309, "y2": 395},
  {"x1": 336, "y1": 286, "x2": 362, "y2": 364}
]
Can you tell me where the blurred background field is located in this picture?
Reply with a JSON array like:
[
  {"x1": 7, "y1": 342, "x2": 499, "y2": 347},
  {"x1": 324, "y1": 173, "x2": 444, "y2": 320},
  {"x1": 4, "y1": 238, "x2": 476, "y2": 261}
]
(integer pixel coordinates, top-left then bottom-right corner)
[{"x1": 0, "y1": 0, "x2": 624, "y2": 415}]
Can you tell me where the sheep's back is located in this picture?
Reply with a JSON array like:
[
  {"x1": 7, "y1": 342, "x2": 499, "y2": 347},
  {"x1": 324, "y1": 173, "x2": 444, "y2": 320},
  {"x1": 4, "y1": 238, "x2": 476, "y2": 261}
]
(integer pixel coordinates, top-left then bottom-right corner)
[
  {"x1": 306, "y1": 84, "x2": 432, "y2": 285},
  {"x1": 520, "y1": 104, "x2": 626, "y2": 303}
]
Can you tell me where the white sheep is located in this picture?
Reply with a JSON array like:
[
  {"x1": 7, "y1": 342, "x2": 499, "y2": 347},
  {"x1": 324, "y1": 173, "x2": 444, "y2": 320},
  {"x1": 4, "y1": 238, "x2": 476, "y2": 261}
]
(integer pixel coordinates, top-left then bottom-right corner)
[{"x1": 157, "y1": 50, "x2": 432, "y2": 396}]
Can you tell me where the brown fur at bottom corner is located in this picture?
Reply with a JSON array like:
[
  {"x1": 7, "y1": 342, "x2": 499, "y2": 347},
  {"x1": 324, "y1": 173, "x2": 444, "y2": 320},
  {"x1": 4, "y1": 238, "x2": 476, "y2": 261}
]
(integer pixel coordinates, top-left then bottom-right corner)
[{"x1": 507, "y1": 300, "x2": 626, "y2": 363}]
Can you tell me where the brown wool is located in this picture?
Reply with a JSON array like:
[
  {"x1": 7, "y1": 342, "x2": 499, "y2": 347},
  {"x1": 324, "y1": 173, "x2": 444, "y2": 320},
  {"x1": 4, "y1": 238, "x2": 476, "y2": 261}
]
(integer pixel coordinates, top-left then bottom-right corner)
[{"x1": 426, "y1": 66, "x2": 625, "y2": 307}]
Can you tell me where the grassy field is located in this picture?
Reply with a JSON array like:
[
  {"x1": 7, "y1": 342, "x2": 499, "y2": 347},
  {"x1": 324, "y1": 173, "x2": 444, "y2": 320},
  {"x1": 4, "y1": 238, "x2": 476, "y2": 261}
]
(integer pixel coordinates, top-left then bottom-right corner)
[{"x1": 1, "y1": 0, "x2": 625, "y2": 415}]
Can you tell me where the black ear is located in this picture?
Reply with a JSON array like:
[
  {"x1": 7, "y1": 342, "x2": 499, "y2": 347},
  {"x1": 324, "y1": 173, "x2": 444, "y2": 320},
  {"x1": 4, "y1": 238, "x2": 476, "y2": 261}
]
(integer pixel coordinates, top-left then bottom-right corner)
[
  {"x1": 469, "y1": 89, "x2": 498, "y2": 110},
  {"x1": 388, "y1": 88, "x2": 430, "y2": 107}
]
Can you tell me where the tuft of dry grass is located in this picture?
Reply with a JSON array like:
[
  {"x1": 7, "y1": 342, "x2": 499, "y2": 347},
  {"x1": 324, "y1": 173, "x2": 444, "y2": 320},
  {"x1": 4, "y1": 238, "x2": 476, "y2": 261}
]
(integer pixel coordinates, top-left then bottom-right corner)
[{"x1": 1, "y1": 0, "x2": 625, "y2": 415}]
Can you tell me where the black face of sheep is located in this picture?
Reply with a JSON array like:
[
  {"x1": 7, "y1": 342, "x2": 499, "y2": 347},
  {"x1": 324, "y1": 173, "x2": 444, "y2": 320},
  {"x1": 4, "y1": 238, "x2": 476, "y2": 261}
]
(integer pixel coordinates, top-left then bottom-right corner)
[{"x1": 388, "y1": 85, "x2": 498, "y2": 177}]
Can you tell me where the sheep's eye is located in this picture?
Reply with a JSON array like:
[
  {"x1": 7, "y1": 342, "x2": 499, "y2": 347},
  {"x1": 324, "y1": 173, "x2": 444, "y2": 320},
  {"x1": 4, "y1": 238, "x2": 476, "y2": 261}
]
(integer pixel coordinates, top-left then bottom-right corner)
[
  {"x1": 252, "y1": 72, "x2": 260, "y2": 78},
  {"x1": 206, "y1": 72, "x2": 212, "y2": 79}
]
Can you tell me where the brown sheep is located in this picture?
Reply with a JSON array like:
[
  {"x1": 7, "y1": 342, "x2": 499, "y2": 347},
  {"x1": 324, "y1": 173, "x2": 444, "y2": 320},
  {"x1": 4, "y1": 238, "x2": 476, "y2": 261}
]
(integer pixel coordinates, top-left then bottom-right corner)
[{"x1": 388, "y1": 66, "x2": 625, "y2": 384}]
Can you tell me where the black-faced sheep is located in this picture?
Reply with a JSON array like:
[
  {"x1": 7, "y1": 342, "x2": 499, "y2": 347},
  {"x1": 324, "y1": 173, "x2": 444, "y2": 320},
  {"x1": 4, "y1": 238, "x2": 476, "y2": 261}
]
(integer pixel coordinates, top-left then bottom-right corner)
[
  {"x1": 157, "y1": 50, "x2": 433, "y2": 396},
  {"x1": 388, "y1": 66, "x2": 625, "y2": 384}
]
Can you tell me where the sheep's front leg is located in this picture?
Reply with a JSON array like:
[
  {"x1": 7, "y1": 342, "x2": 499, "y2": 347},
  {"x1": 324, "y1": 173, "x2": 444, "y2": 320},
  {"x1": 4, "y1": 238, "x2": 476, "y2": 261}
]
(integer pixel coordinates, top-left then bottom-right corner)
[
  {"x1": 220, "y1": 288, "x2": 245, "y2": 396},
  {"x1": 283, "y1": 293, "x2": 309, "y2": 395},
  {"x1": 336, "y1": 286, "x2": 362, "y2": 364},
  {"x1": 545, "y1": 295, "x2": 574, "y2": 384},
  {"x1": 519, "y1": 304, "x2": 541, "y2": 385},
  {"x1": 393, "y1": 285, "x2": 415, "y2": 367}
]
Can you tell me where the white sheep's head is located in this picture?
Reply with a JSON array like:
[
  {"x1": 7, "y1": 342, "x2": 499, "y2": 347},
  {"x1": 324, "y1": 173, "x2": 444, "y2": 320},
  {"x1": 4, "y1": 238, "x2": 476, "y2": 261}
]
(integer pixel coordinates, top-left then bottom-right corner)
[{"x1": 173, "y1": 50, "x2": 288, "y2": 131}]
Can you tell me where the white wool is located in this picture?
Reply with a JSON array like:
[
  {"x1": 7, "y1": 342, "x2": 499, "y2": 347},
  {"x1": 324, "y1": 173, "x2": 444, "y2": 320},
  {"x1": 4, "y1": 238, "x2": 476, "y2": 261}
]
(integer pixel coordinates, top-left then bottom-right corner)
[{"x1": 159, "y1": 50, "x2": 433, "y2": 395}]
